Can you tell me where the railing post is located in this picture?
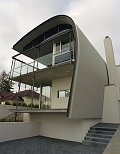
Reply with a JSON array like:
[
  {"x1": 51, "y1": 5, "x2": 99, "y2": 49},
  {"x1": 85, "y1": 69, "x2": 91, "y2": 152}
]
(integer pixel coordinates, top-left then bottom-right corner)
[
  {"x1": 15, "y1": 62, "x2": 22, "y2": 121},
  {"x1": 69, "y1": 32, "x2": 72, "y2": 62},
  {"x1": 37, "y1": 46, "x2": 40, "y2": 69},
  {"x1": 27, "y1": 64, "x2": 29, "y2": 74},
  {"x1": 39, "y1": 84, "x2": 42, "y2": 109},
  {"x1": 31, "y1": 75, "x2": 35, "y2": 109},
  {"x1": 9, "y1": 58, "x2": 14, "y2": 79},
  {"x1": 9, "y1": 58, "x2": 14, "y2": 90},
  {"x1": 31, "y1": 57, "x2": 36, "y2": 109},
  {"x1": 11, "y1": 58, "x2": 16, "y2": 78}
]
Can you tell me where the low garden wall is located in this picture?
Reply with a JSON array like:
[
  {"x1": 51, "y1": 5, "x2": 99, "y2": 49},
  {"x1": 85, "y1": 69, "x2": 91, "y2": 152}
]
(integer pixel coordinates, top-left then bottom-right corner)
[{"x1": 0, "y1": 122, "x2": 40, "y2": 142}]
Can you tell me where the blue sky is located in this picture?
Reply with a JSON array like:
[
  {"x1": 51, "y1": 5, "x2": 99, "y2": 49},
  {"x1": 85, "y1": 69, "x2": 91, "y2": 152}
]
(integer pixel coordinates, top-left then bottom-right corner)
[{"x1": 0, "y1": 0, "x2": 120, "y2": 73}]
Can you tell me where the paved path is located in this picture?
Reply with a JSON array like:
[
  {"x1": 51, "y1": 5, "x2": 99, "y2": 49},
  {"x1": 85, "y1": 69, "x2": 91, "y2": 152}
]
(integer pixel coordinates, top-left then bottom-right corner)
[{"x1": 0, "y1": 136, "x2": 105, "y2": 154}]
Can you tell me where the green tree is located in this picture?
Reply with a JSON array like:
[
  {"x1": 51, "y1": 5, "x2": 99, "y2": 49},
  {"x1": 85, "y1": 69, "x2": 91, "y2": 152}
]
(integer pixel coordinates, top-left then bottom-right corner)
[{"x1": 0, "y1": 70, "x2": 13, "y2": 92}]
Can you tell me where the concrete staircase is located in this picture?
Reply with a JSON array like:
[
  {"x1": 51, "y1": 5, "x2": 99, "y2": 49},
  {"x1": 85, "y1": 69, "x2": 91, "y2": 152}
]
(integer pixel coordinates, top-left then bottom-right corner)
[{"x1": 83, "y1": 123, "x2": 120, "y2": 147}]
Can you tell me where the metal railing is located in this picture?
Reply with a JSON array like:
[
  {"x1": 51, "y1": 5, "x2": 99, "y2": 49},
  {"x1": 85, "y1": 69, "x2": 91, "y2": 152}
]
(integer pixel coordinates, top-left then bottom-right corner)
[{"x1": 10, "y1": 50, "x2": 74, "y2": 79}]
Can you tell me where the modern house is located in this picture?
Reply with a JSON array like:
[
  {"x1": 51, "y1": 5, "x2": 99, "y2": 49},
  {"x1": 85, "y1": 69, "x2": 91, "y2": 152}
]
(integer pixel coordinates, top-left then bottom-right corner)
[{"x1": 9, "y1": 15, "x2": 120, "y2": 143}]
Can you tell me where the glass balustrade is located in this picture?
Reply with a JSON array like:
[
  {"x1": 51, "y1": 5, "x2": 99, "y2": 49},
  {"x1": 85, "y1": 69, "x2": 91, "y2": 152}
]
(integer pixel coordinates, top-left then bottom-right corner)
[{"x1": 10, "y1": 50, "x2": 73, "y2": 78}]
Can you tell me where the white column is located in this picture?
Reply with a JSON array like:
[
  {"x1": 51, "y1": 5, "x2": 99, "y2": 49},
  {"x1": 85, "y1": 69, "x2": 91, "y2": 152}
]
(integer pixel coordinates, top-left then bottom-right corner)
[{"x1": 104, "y1": 36, "x2": 118, "y2": 85}]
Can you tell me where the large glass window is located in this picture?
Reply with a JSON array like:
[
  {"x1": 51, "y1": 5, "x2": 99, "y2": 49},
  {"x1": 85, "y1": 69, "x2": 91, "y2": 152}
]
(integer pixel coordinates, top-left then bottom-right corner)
[
  {"x1": 58, "y1": 89, "x2": 70, "y2": 98},
  {"x1": 61, "y1": 38, "x2": 70, "y2": 53},
  {"x1": 55, "y1": 33, "x2": 73, "y2": 54},
  {"x1": 41, "y1": 82, "x2": 52, "y2": 109}
]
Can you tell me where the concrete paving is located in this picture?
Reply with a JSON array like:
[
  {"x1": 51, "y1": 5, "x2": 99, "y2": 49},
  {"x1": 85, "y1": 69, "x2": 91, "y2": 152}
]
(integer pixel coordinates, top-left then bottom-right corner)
[{"x1": 0, "y1": 136, "x2": 105, "y2": 154}]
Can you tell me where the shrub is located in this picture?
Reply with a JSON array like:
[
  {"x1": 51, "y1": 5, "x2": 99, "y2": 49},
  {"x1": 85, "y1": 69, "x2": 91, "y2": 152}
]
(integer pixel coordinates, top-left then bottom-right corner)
[
  {"x1": 0, "y1": 118, "x2": 7, "y2": 122},
  {"x1": 27, "y1": 103, "x2": 35, "y2": 108},
  {"x1": 34, "y1": 104, "x2": 39, "y2": 108},
  {"x1": 12, "y1": 102, "x2": 17, "y2": 106},
  {"x1": 41, "y1": 104, "x2": 50, "y2": 109},
  {"x1": 28, "y1": 104, "x2": 30, "y2": 107},
  {"x1": 21, "y1": 102, "x2": 27, "y2": 107},
  {"x1": 42, "y1": 104, "x2": 46, "y2": 109},
  {"x1": 18, "y1": 102, "x2": 22, "y2": 106},
  {"x1": 5, "y1": 101, "x2": 11, "y2": 105},
  {"x1": 46, "y1": 104, "x2": 50, "y2": 109}
]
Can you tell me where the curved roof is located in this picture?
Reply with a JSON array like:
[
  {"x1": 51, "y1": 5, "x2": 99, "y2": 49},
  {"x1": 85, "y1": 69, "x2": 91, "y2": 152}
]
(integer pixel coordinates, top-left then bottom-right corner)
[{"x1": 13, "y1": 15, "x2": 76, "y2": 53}]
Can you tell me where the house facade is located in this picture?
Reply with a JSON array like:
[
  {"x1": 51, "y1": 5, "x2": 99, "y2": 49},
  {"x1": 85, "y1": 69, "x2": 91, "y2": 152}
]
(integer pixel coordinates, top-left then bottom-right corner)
[{"x1": 9, "y1": 15, "x2": 120, "y2": 142}]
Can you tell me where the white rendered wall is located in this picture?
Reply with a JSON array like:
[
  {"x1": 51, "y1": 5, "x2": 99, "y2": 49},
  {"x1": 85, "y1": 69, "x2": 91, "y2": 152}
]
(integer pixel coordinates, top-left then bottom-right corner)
[
  {"x1": 51, "y1": 77, "x2": 72, "y2": 109},
  {"x1": 102, "y1": 37, "x2": 120, "y2": 123},
  {"x1": 102, "y1": 85, "x2": 120, "y2": 123},
  {"x1": 116, "y1": 65, "x2": 120, "y2": 88},
  {"x1": 31, "y1": 113, "x2": 101, "y2": 142},
  {"x1": 0, "y1": 122, "x2": 40, "y2": 143},
  {"x1": 0, "y1": 104, "x2": 14, "y2": 118},
  {"x1": 23, "y1": 96, "x2": 39, "y2": 105},
  {"x1": 69, "y1": 26, "x2": 108, "y2": 119},
  {"x1": 23, "y1": 113, "x2": 31, "y2": 122},
  {"x1": 104, "y1": 37, "x2": 118, "y2": 85}
]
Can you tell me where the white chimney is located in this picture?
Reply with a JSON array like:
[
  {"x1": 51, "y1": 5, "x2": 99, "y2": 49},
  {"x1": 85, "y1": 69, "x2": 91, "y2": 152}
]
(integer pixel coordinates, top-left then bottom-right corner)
[{"x1": 104, "y1": 36, "x2": 118, "y2": 86}]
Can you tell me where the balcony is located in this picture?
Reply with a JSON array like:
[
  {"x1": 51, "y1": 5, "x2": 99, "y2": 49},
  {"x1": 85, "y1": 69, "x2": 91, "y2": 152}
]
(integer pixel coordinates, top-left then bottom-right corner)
[
  {"x1": 9, "y1": 30, "x2": 74, "y2": 113},
  {"x1": 10, "y1": 50, "x2": 74, "y2": 79},
  {"x1": 9, "y1": 51, "x2": 74, "y2": 113}
]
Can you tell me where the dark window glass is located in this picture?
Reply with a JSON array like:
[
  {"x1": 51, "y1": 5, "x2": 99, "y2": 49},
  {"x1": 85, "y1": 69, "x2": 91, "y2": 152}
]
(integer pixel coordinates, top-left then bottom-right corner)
[
  {"x1": 34, "y1": 34, "x2": 44, "y2": 46},
  {"x1": 59, "y1": 24, "x2": 72, "y2": 31},
  {"x1": 23, "y1": 24, "x2": 72, "y2": 51},
  {"x1": 45, "y1": 26, "x2": 58, "y2": 39}
]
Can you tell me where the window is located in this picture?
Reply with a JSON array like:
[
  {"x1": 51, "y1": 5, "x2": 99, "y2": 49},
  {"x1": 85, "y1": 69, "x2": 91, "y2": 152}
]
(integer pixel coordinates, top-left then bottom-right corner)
[
  {"x1": 61, "y1": 38, "x2": 70, "y2": 53},
  {"x1": 58, "y1": 89, "x2": 70, "y2": 98},
  {"x1": 55, "y1": 34, "x2": 73, "y2": 55},
  {"x1": 56, "y1": 42, "x2": 61, "y2": 53}
]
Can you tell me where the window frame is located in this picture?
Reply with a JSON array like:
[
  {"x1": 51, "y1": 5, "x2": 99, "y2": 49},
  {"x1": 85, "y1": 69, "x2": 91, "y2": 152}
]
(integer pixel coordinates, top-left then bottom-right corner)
[{"x1": 57, "y1": 89, "x2": 70, "y2": 98}]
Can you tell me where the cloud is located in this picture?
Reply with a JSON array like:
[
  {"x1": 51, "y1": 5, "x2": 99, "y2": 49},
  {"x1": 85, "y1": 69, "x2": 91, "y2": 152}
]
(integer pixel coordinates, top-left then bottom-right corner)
[
  {"x1": 0, "y1": 0, "x2": 120, "y2": 75},
  {"x1": 65, "y1": 0, "x2": 120, "y2": 64},
  {"x1": 0, "y1": 0, "x2": 71, "y2": 72}
]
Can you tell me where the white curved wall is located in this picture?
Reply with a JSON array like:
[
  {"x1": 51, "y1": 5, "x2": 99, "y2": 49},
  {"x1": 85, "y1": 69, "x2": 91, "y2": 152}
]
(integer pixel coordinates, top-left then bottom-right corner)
[{"x1": 69, "y1": 26, "x2": 108, "y2": 119}]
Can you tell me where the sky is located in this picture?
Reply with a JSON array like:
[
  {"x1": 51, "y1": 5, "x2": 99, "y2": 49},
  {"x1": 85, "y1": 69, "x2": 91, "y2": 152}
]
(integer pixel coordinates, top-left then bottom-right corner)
[{"x1": 0, "y1": 0, "x2": 120, "y2": 74}]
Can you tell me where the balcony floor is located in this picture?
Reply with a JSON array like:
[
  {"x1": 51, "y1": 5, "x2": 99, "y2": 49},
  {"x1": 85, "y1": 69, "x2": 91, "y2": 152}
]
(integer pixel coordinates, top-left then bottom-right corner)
[
  {"x1": 11, "y1": 61, "x2": 74, "y2": 87},
  {"x1": 10, "y1": 108, "x2": 67, "y2": 113},
  {"x1": 0, "y1": 136, "x2": 105, "y2": 154}
]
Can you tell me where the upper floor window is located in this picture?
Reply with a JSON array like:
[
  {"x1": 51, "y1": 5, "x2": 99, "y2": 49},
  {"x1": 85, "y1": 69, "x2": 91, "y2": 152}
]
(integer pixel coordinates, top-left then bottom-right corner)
[
  {"x1": 56, "y1": 42, "x2": 61, "y2": 53},
  {"x1": 55, "y1": 39, "x2": 70, "y2": 54},
  {"x1": 54, "y1": 32, "x2": 73, "y2": 55}
]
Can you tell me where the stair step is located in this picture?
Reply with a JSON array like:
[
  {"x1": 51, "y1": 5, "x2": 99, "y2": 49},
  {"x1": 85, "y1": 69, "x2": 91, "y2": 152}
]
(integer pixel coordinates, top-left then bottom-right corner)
[
  {"x1": 82, "y1": 123, "x2": 118, "y2": 147},
  {"x1": 90, "y1": 127, "x2": 117, "y2": 131},
  {"x1": 84, "y1": 136, "x2": 110, "y2": 143},
  {"x1": 82, "y1": 140, "x2": 108, "y2": 146},
  {"x1": 88, "y1": 129, "x2": 115, "y2": 135},
  {"x1": 93, "y1": 123, "x2": 120, "y2": 128},
  {"x1": 86, "y1": 133, "x2": 113, "y2": 139}
]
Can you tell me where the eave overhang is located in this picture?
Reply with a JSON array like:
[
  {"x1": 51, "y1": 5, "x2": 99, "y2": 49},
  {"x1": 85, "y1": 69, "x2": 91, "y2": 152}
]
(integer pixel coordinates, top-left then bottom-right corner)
[{"x1": 13, "y1": 15, "x2": 77, "y2": 55}]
